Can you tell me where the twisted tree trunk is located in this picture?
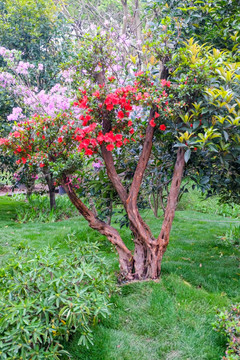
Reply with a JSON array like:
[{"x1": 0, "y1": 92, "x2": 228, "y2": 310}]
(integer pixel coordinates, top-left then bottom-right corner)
[
  {"x1": 101, "y1": 109, "x2": 186, "y2": 279},
  {"x1": 130, "y1": 147, "x2": 185, "y2": 279}
]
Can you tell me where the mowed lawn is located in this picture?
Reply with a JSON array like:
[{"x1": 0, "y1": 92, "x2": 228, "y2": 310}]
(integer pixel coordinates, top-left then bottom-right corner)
[{"x1": 0, "y1": 196, "x2": 239, "y2": 360}]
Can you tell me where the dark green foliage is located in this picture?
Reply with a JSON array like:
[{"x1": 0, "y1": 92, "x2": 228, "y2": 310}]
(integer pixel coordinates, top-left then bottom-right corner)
[
  {"x1": 0, "y1": 0, "x2": 72, "y2": 89},
  {"x1": 0, "y1": 237, "x2": 115, "y2": 359},
  {"x1": 144, "y1": 0, "x2": 240, "y2": 52},
  {"x1": 213, "y1": 304, "x2": 240, "y2": 360}
]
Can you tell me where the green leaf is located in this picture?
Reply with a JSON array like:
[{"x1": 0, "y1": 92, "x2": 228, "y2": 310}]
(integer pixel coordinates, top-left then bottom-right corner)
[{"x1": 184, "y1": 149, "x2": 191, "y2": 163}]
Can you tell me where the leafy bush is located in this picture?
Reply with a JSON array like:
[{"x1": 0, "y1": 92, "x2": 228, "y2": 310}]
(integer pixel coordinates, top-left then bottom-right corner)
[
  {"x1": 193, "y1": 201, "x2": 240, "y2": 218},
  {"x1": 0, "y1": 238, "x2": 116, "y2": 359},
  {"x1": 14, "y1": 193, "x2": 79, "y2": 223},
  {"x1": 213, "y1": 304, "x2": 240, "y2": 360},
  {"x1": 178, "y1": 188, "x2": 240, "y2": 218},
  {"x1": 218, "y1": 225, "x2": 240, "y2": 247}
]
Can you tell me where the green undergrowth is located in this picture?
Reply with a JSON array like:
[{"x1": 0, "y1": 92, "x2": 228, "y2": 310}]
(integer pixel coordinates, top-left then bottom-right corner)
[
  {"x1": 178, "y1": 188, "x2": 240, "y2": 219},
  {"x1": 0, "y1": 196, "x2": 239, "y2": 359},
  {"x1": 12, "y1": 193, "x2": 79, "y2": 223}
]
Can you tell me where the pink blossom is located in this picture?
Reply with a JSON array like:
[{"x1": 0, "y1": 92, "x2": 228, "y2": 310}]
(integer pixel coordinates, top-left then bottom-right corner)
[{"x1": 7, "y1": 107, "x2": 23, "y2": 121}]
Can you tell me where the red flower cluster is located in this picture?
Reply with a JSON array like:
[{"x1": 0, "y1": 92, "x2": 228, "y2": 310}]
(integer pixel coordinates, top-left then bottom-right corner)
[
  {"x1": 1, "y1": 71, "x2": 177, "y2": 170},
  {"x1": 161, "y1": 79, "x2": 171, "y2": 87}
]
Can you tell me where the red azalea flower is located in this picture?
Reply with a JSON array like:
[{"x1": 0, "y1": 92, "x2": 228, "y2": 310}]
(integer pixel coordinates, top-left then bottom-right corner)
[
  {"x1": 159, "y1": 124, "x2": 166, "y2": 131},
  {"x1": 85, "y1": 148, "x2": 93, "y2": 156},
  {"x1": 115, "y1": 134, "x2": 122, "y2": 141},
  {"x1": 106, "y1": 143, "x2": 114, "y2": 151},
  {"x1": 150, "y1": 119, "x2": 156, "y2": 127},
  {"x1": 39, "y1": 163, "x2": 45, "y2": 168},
  {"x1": 155, "y1": 112, "x2": 160, "y2": 118},
  {"x1": 128, "y1": 120, "x2": 133, "y2": 126},
  {"x1": 117, "y1": 111, "x2": 125, "y2": 119},
  {"x1": 116, "y1": 141, "x2": 123, "y2": 148},
  {"x1": 106, "y1": 104, "x2": 114, "y2": 111},
  {"x1": 97, "y1": 132, "x2": 105, "y2": 143},
  {"x1": 129, "y1": 128, "x2": 134, "y2": 134},
  {"x1": 124, "y1": 103, "x2": 132, "y2": 111}
]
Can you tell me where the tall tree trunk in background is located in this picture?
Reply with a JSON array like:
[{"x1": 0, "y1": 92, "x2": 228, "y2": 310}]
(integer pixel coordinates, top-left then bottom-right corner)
[
  {"x1": 44, "y1": 170, "x2": 56, "y2": 210},
  {"x1": 26, "y1": 176, "x2": 35, "y2": 199},
  {"x1": 132, "y1": 0, "x2": 142, "y2": 67},
  {"x1": 121, "y1": 0, "x2": 128, "y2": 35},
  {"x1": 133, "y1": 0, "x2": 141, "y2": 43}
]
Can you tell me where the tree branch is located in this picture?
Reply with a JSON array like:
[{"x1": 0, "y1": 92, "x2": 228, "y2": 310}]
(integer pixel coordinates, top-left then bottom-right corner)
[{"x1": 128, "y1": 108, "x2": 155, "y2": 207}]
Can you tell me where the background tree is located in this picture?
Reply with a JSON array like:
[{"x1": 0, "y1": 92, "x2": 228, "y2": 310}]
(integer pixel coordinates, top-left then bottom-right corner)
[
  {"x1": 0, "y1": 0, "x2": 72, "y2": 189},
  {"x1": 144, "y1": 0, "x2": 240, "y2": 53}
]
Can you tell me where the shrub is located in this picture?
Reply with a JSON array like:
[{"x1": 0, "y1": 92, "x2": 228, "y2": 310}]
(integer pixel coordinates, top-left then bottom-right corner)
[
  {"x1": 0, "y1": 238, "x2": 116, "y2": 359},
  {"x1": 218, "y1": 225, "x2": 240, "y2": 247},
  {"x1": 213, "y1": 304, "x2": 240, "y2": 360},
  {"x1": 14, "y1": 193, "x2": 79, "y2": 223}
]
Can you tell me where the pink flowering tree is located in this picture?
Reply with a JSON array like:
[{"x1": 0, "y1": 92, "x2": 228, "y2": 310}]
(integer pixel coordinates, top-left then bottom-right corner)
[
  {"x1": 0, "y1": 47, "x2": 77, "y2": 121},
  {"x1": 0, "y1": 47, "x2": 79, "y2": 205},
  {"x1": 1, "y1": 32, "x2": 237, "y2": 280}
]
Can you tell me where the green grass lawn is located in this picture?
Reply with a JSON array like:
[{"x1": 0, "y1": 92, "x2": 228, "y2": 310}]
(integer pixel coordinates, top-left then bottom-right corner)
[{"x1": 0, "y1": 195, "x2": 239, "y2": 360}]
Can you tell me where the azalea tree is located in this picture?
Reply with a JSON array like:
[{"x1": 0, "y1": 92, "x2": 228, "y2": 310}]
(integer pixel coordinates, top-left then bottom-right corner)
[
  {"x1": 0, "y1": 46, "x2": 78, "y2": 205},
  {"x1": 1, "y1": 30, "x2": 239, "y2": 280}
]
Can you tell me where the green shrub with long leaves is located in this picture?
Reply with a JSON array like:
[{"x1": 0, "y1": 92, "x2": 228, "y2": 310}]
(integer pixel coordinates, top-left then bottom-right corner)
[
  {"x1": 0, "y1": 238, "x2": 116, "y2": 359},
  {"x1": 14, "y1": 193, "x2": 79, "y2": 223}
]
